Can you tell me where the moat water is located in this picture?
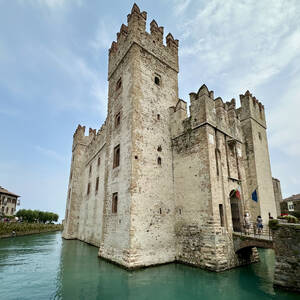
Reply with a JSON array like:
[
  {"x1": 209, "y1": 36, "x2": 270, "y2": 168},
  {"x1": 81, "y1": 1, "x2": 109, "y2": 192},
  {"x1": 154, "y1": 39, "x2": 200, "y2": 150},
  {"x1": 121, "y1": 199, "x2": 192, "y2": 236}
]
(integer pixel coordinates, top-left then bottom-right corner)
[{"x1": 0, "y1": 232, "x2": 298, "y2": 300}]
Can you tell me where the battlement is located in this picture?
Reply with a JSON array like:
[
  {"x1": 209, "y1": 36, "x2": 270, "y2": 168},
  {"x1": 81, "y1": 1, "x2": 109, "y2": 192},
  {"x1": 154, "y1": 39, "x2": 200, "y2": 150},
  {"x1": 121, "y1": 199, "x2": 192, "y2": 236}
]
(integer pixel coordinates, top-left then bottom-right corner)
[
  {"x1": 73, "y1": 124, "x2": 97, "y2": 149},
  {"x1": 170, "y1": 84, "x2": 243, "y2": 140},
  {"x1": 86, "y1": 121, "x2": 107, "y2": 163},
  {"x1": 108, "y1": 3, "x2": 179, "y2": 79},
  {"x1": 238, "y1": 90, "x2": 266, "y2": 128}
]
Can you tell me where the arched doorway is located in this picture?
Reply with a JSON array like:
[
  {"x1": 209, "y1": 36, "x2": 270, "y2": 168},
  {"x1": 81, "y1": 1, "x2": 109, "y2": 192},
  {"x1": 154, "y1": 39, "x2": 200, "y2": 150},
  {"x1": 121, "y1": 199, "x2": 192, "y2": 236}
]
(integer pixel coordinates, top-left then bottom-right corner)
[{"x1": 230, "y1": 190, "x2": 242, "y2": 232}]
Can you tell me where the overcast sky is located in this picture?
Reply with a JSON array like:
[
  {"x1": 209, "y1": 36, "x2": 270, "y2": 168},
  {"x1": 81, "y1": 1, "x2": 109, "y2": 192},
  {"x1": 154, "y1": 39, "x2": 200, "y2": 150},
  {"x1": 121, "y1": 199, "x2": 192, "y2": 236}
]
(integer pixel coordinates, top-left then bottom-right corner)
[{"x1": 0, "y1": 0, "x2": 300, "y2": 220}]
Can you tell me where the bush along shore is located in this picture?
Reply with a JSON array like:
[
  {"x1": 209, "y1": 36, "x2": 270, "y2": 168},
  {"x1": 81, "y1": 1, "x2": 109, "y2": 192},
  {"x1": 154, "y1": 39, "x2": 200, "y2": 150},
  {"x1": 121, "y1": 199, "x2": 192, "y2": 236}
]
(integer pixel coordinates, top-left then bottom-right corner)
[{"x1": 0, "y1": 222, "x2": 63, "y2": 238}]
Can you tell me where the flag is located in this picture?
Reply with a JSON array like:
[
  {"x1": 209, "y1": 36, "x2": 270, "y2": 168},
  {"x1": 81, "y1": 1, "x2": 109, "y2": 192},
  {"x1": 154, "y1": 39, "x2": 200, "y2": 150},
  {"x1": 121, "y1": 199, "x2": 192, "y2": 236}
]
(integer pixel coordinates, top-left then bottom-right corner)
[{"x1": 252, "y1": 189, "x2": 258, "y2": 202}]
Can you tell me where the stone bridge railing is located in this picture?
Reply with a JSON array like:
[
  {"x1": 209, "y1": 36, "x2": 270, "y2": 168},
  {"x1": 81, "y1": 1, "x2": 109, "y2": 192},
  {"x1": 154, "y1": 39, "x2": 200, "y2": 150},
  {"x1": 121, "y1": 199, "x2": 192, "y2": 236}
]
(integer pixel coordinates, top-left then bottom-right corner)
[{"x1": 232, "y1": 232, "x2": 273, "y2": 252}]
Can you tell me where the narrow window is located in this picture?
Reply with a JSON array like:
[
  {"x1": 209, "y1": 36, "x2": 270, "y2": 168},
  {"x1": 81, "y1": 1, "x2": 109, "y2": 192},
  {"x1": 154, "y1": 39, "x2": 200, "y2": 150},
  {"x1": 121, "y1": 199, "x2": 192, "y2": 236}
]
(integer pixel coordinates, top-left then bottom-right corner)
[
  {"x1": 115, "y1": 112, "x2": 121, "y2": 128},
  {"x1": 154, "y1": 76, "x2": 160, "y2": 86},
  {"x1": 258, "y1": 132, "x2": 262, "y2": 141},
  {"x1": 87, "y1": 183, "x2": 91, "y2": 195},
  {"x1": 157, "y1": 114, "x2": 160, "y2": 120},
  {"x1": 97, "y1": 157, "x2": 101, "y2": 167},
  {"x1": 112, "y1": 193, "x2": 118, "y2": 213},
  {"x1": 116, "y1": 78, "x2": 122, "y2": 90},
  {"x1": 157, "y1": 145, "x2": 162, "y2": 152},
  {"x1": 113, "y1": 145, "x2": 120, "y2": 168},
  {"x1": 11, "y1": 208, "x2": 14, "y2": 215},
  {"x1": 159, "y1": 208, "x2": 162, "y2": 214},
  {"x1": 215, "y1": 149, "x2": 219, "y2": 176},
  {"x1": 89, "y1": 164, "x2": 92, "y2": 176},
  {"x1": 179, "y1": 208, "x2": 182, "y2": 215},
  {"x1": 219, "y1": 204, "x2": 224, "y2": 227},
  {"x1": 95, "y1": 177, "x2": 99, "y2": 192},
  {"x1": 157, "y1": 157, "x2": 162, "y2": 165}
]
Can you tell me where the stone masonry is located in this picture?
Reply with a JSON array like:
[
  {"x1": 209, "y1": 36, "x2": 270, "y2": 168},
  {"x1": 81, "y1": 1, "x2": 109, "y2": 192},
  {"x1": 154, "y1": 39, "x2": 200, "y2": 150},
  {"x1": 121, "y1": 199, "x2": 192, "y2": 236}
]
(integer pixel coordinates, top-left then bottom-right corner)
[
  {"x1": 62, "y1": 4, "x2": 279, "y2": 271},
  {"x1": 273, "y1": 223, "x2": 300, "y2": 292}
]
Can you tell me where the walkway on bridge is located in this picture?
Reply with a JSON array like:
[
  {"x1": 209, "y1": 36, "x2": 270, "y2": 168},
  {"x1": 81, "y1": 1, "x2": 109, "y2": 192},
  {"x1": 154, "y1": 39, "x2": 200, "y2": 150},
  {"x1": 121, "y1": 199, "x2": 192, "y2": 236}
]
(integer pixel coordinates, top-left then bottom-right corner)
[{"x1": 232, "y1": 230, "x2": 274, "y2": 252}]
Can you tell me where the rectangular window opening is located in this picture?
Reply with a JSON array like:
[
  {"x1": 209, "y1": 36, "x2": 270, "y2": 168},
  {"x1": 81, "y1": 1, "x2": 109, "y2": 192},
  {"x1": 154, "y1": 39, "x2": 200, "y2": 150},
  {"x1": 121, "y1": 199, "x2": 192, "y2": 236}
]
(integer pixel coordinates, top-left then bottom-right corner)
[
  {"x1": 115, "y1": 112, "x2": 121, "y2": 128},
  {"x1": 219, "y1": 204, "x2": 224, "y2": 227},
  {"x1": 95, "y1": 177, "x2": 99, "y2": 192},
  {"x1": 112, "y1": 193, "x2": 118, "y2": 213},
  {"x1": 87, "y1": 183, "x2": 91, "y2": 195},
  {"x1": 116, "y1": 78, "x2": 122, "y2": 90},
  {"x1": 113, "y1": 144, "x2": 120, "y2": 168}
]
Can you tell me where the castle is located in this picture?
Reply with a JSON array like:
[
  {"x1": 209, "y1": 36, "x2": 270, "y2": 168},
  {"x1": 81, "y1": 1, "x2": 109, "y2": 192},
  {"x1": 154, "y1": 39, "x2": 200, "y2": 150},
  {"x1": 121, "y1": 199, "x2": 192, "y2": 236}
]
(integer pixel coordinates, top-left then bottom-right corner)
[{"x1": 62, "y1": 4, "x2": 281, "y2": 271}]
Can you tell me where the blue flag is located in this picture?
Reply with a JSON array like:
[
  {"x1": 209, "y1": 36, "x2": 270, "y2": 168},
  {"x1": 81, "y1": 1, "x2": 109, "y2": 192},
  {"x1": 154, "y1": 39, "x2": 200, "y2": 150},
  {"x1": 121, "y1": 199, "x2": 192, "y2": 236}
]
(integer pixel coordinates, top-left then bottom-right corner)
[{"x1": 252, "y1": 189, "x2": 258, "y2": 202}]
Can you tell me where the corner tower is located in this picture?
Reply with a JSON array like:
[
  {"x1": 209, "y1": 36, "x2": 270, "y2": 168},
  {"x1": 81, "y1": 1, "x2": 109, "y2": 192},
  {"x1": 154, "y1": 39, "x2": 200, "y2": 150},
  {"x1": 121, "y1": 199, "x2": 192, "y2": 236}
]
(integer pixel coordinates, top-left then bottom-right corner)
[
  {"x1": 99, "y1": 4, "x2": 179, "y2": 267},
  {"x1": 238, "y1": 91, "x2": 277, "y2": 222}
]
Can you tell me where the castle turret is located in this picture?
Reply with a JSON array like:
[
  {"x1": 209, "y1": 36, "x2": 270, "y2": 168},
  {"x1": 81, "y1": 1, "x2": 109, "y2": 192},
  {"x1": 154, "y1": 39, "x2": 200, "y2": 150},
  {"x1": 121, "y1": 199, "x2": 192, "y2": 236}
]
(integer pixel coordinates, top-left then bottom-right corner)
[
  {"x1": 238, "y1": 91, "x2": 276, "y2": 222},
  {"x1": 62, "y1": 125, "x2": 95, "y2": 239},
  {"x1": 99, "y1": 3, "x2": 179, "y2": 268}
]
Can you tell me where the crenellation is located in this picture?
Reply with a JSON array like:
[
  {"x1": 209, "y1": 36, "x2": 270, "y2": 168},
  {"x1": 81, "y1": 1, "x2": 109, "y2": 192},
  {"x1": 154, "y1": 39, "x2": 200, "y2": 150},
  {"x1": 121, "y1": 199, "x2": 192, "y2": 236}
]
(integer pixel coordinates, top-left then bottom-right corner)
[
  {"x1": 150, "y1": 20, "x2": 164, "y2": 44},
  {"x1": 108, "y1": 3, "x2": 178, "y2": 79},
  {"x1": 239, "y1": 91, "x2": 266, "y2": 128}
]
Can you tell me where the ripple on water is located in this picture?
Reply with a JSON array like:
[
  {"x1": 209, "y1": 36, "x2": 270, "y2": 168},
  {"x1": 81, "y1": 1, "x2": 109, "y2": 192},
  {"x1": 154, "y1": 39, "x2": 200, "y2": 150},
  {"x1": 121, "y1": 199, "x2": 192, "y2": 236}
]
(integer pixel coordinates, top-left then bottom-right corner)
[{"x1": 0, "y1": 232, "x2": 299, "y2": 300}]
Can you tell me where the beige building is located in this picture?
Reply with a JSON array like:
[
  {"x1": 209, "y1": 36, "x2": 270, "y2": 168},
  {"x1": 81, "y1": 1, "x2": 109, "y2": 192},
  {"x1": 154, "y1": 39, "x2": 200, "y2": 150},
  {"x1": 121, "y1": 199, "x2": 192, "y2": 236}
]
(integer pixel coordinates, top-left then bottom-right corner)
[
  {"x1": 63, "y1": 4, "x2": 280, "y2": 271},
  {"x1": 0, "y1": 186, "x2": 20, "y2": 217}
]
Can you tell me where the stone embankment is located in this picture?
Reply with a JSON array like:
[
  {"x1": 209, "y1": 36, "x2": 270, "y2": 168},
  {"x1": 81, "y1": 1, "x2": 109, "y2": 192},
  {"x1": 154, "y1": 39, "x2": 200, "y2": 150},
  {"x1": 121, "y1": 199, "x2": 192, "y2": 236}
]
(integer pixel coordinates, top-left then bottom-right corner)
[
  {"x1": 0, "y1": 223, "x2": 62, "y2": 239},
  {"x1": 271, "y1": 221, "x2": 300, "y2": 292}
]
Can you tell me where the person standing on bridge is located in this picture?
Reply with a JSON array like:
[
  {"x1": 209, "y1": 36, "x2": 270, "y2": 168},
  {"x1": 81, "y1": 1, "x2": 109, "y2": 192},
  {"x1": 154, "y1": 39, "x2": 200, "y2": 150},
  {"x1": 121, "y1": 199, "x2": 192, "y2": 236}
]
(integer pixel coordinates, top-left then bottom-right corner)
[
  {"x1": 244, "y1": 213, "x2": 251, "y2": 235},
  {"x1": 256, "y1": 216, "x2": 263, "y2": 235}
]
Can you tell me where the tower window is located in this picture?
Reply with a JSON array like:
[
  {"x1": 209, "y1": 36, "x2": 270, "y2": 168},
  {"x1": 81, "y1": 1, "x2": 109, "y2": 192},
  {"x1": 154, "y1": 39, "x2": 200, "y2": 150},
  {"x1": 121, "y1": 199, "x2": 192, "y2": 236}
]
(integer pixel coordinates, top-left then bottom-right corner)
[
  {"x1": 115, "y1": 112, "x2": 121, "y2": 128},
  {"x1": 97, "y1": 157, "x2": 101, "y2": 167},
  {"x1": 154, "y1": 76, "x2": 160, "y2": 86},
  {"x1": 159, "y1": 208, "x2": 162, "y2": 214},
  {"x1": 113, "y1": 144, "x2": 120, "y2": 168},
  {"x1": 258, "y1": 132, "x2": 262, "y2": 141},
  {"x1": 157, "y1": 114, "x2": 160, "y2": 120},
  {"x1": 112, "y1": 193, "x2": 118, "y2": 213},
  {"x1": 95, "y1": 177, "x2": 99, "y2": 192},
  {"x1": 219, "y1": 204, "x2": 224, "y2": 227},
  {"x1": 89, "y1": 164, "x2": 92, "y2": 176},
  {"x1": 116, "y1": 78, "x2": 122, "y2": 90},
  {"x1": 157, "y1": 157, "x2": 162, "y2": 165},
  {"x1": 87, "y1": 183, "x2": 91, "y2": 195},
  {"x1": 157, "y1": 145, "x2": 162, "y2": 152}
]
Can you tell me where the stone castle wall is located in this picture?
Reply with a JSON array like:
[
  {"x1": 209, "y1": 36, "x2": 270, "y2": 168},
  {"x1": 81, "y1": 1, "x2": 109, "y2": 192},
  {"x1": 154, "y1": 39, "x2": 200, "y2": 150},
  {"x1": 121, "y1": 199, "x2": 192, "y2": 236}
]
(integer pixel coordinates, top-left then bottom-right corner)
[
  {"x1": 273, "y1": 223, "x2": 300, "y2": 292},
  {"x1": 62, "y1": 3, "x2": 279, "y2": 272}
]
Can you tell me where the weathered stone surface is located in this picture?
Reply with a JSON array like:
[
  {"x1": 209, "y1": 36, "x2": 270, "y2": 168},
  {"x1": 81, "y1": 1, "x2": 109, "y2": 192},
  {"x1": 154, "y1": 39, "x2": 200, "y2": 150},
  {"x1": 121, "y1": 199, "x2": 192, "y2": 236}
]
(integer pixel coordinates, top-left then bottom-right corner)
[
  {"x1": 62, "y1": 4, "x2": 279, "y2": 272},
  {"x1": 272, "y1": 224, "x2": 300, "y2": 292}
]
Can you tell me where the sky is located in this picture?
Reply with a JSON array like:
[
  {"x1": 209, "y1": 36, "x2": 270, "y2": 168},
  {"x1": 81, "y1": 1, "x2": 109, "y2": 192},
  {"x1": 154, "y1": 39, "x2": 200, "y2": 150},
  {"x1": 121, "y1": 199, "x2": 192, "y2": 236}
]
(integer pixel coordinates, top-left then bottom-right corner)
[{"x1": 0, "y1": 0, "x2": 300, "y2": 221}]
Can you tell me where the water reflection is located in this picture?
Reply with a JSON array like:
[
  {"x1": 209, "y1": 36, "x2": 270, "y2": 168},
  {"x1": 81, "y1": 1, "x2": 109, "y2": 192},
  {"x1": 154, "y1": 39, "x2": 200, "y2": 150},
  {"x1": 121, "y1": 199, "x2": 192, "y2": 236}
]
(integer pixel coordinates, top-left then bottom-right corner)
[{"x1": 0, "y1": 232, "x2": 299, "y2": 300}]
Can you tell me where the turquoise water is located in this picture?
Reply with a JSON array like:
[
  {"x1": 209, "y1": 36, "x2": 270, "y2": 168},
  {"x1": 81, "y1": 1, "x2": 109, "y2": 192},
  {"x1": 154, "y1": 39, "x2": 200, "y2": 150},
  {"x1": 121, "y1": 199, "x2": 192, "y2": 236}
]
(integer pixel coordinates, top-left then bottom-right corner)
[{"x1": 0, "y1": 232, "x2": 298, "y2": 300}]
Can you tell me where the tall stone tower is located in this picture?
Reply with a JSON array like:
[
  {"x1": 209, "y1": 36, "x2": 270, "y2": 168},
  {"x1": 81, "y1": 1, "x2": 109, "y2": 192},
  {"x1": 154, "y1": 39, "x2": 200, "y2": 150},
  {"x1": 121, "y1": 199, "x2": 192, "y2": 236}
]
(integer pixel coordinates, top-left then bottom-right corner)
[
  {"x1": 238, "y1": 91, "x2": 277, "y2": 222},
  {"x1": 98, "y1": 4, "x2": 179, "y2": 267}
]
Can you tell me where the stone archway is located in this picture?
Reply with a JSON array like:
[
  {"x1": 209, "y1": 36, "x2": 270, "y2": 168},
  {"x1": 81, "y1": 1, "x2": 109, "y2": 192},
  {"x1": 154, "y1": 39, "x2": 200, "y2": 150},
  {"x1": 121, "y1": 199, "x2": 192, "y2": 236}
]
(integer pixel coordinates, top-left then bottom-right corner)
[{"x1": 230, "y1": 190, "x2": 242, "y2": 232}]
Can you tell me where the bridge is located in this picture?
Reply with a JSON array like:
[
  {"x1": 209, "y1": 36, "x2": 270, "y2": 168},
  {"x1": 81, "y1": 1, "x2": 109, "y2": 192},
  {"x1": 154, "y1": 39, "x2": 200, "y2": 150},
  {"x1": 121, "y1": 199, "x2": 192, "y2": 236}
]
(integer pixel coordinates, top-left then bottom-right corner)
[{"x1": 232, "y1": 231, "x2": 273, "y2": 252}]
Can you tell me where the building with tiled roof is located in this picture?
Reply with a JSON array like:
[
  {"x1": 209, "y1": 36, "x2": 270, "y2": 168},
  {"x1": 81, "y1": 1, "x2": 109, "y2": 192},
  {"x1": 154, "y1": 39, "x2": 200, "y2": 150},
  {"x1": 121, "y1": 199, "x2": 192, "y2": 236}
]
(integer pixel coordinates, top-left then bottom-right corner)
[{"x1": 0, "y1": 186, "x2": 20, "y2": 217}]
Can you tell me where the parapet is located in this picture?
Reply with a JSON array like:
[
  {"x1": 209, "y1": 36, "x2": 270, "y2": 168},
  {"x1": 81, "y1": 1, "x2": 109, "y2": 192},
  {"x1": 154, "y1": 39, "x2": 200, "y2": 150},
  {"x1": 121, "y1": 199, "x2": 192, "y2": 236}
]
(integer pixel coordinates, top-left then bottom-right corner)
[
  {"x1": 108, "y1": 3, "x2": 179, "y2": 79},
  {"x1": 170, "y1": 84, "x2": 244, "y2": 140},
  {"x1": 238, "y1": 90, "x2": 266, "y2": 128},
  {"x1": 73, "y1": 124, "x2": 98, "y2": 150}
]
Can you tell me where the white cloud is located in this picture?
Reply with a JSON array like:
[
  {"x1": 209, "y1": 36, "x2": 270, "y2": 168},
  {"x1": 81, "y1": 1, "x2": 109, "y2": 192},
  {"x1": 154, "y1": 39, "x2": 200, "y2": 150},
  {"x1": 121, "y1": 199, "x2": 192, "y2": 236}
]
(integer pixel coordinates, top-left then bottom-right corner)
[
  {"x1": 18, "y1": 0, "x2": 82, "y2": 9},
  {"x1": 178, "y1": 0, "x2": 300, "y2": 91},
  {"x1": 173, "y1": 0, "x2": 191, "y2": 16}
]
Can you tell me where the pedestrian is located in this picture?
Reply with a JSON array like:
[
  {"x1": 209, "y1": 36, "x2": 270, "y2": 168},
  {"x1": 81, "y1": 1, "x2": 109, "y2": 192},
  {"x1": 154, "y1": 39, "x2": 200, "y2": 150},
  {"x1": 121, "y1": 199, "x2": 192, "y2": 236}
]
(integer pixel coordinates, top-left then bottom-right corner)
[
  {"x1": 256, "y1": 216, "x2": 263, "y2": 234},
  {"x1": 244, "y1": 213, "x2": 251, "y2": 235}
]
